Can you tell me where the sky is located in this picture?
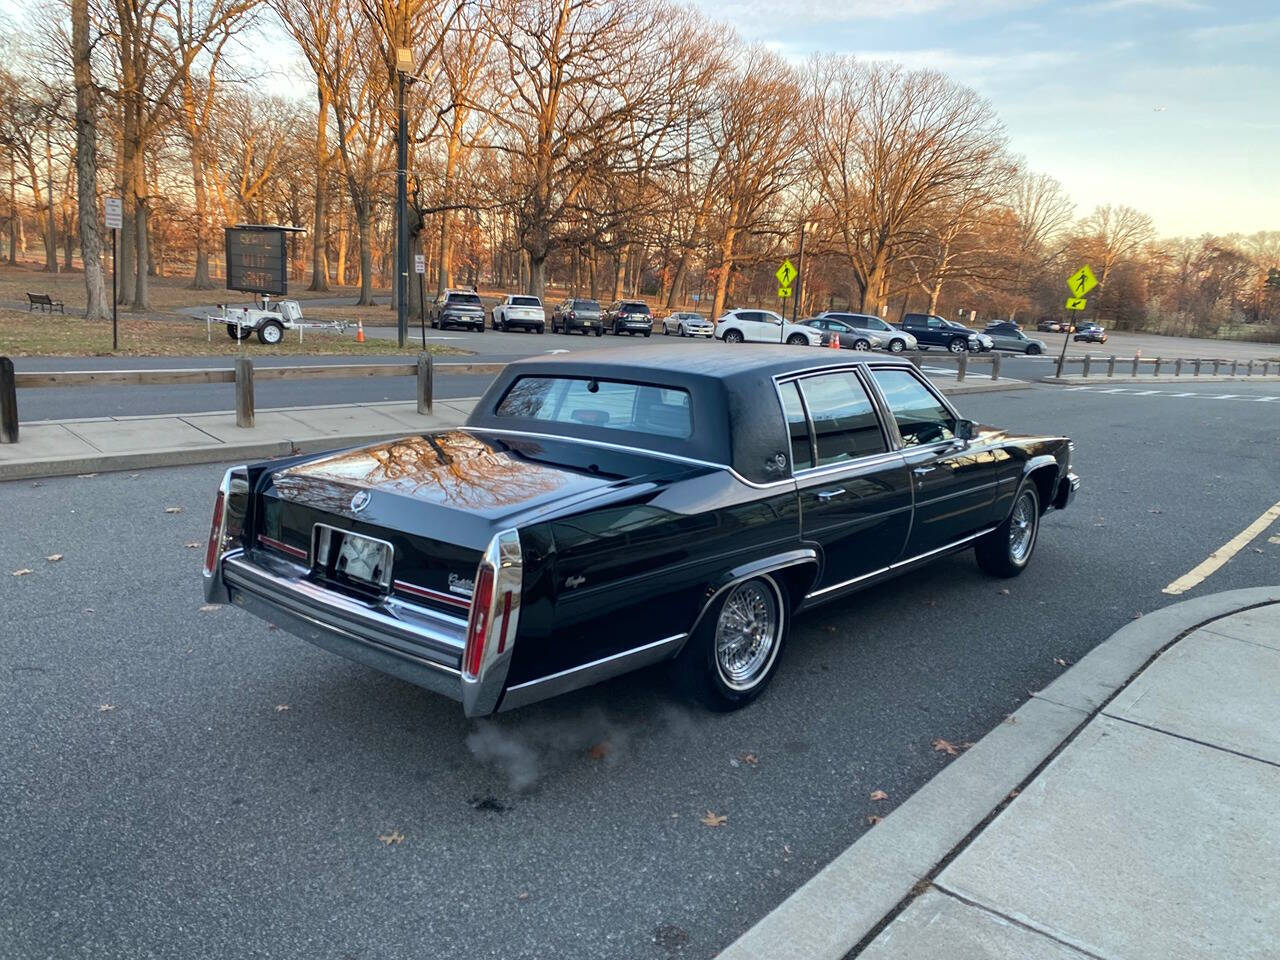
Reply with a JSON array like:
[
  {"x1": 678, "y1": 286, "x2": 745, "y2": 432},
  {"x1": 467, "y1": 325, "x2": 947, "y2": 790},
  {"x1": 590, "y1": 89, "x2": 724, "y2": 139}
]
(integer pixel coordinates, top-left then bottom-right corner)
[{"x1": 694, "y1": 0, "x2": 1279, "y2": 237}]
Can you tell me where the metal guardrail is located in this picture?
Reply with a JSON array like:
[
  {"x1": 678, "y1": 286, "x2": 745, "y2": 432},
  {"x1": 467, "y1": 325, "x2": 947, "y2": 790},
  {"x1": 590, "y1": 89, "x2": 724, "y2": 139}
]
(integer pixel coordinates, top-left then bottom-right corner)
[
  {"x1": 0, "y1": 354, "x2": 505, "y2": 444},
  {"x1": 1050, "y1": 352, "x2": 1273, "y2": 380}
]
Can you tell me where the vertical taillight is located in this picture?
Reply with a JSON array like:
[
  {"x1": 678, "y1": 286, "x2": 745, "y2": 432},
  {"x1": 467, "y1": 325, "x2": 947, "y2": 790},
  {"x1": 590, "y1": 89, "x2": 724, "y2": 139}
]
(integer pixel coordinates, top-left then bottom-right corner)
[
  {"x1": 203, "y1": 488, "x2": 226, "y2": 576},
  {"x1": 464, "y1": 564, "x2": 496, "y2": 678}
]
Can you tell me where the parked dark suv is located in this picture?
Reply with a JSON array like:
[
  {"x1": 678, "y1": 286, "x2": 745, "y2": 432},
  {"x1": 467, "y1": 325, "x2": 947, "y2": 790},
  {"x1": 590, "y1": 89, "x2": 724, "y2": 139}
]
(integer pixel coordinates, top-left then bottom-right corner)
[
  {"x1": 551, "y1": 298, "x2": 604, "y2": 335},
  {"x1": 1073, "y1": 323, "x2": 1108, "y2": 343},
  {"x1": 604, "y1": 300, "x2": 653, "y2": 336},
  {"x1": 900, "y1": 313, "x2": 982, "y2": 353},
  {"x1": 428, "y1": 289, "x2": 486, "y2": 332}
]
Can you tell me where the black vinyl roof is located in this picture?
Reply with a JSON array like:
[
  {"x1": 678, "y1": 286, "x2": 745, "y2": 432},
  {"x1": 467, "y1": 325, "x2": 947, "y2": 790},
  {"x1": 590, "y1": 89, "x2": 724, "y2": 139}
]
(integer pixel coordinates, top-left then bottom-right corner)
[{"x1": 467, "y1": 345, "x2": 914, "y2": 483}]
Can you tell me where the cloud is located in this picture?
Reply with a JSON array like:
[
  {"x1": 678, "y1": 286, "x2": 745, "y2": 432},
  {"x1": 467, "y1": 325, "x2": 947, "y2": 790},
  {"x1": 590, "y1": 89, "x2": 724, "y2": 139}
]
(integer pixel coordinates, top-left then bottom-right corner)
[
  {"x1": 1070, "y1": 0, "x2": 1206, "y2": 11},
  {"x1": 855, "y1": 48, "x2": 1075, "y2": 77},
  {"x1": 1188, "y1": 17, "x2": 1280, "y2": 43},
  {"x1": 698, "y1": 0, "x2": 1038, "y2": 24}
]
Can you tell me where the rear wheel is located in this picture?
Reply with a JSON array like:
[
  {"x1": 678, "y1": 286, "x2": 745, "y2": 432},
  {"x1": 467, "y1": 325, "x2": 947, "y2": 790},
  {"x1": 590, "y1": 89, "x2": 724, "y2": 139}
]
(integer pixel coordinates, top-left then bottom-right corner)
[
  {"x1": 949, "y1": 338, "x2": 968, "y2": 354},
  {"x1": 786, "y1": 333, "x2": 808, "y2": 346},
  {"x1": 257, "y1": 320, "x2": 284, "y2": 345},
  {"x1": 724, "y1": 328, "x2": 744, "y2": 343},
  {"x1": 671, "y1": 576, "x2": 788, "y2": 711},
  {"x1": 976, "y1": 482, "x2": 1040, "y2": 578}
]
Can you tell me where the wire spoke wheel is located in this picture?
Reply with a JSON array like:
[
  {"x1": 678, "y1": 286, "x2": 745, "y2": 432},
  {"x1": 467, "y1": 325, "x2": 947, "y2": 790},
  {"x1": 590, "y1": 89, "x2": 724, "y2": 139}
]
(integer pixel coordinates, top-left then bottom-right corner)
[
  {"x1": 1008, "y1": 489, "x2": 1037, "y2": 563},
  {"x1": 714, "y1": 580, "x2": 780, "y2": 691}
]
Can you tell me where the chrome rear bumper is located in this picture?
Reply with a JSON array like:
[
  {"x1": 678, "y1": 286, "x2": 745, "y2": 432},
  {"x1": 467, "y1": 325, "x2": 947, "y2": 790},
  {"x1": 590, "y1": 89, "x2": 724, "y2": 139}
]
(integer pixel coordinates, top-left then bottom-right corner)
[{"x1": 210, "y1": 549, "x2": 468, "y2": 708}]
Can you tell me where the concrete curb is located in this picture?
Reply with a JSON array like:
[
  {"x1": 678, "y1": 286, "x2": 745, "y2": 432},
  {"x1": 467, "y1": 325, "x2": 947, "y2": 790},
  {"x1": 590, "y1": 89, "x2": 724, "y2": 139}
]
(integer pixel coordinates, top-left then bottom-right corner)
[
  {"x1": 935, "y1": 380, "x2": 1032, "y2": 396},
  {"x1": 1042, "y1": 374, "x2": 1280, "y2": 386},
  {"x1": 716, "y1": 586, "x2": 1280, "y2": 960}
]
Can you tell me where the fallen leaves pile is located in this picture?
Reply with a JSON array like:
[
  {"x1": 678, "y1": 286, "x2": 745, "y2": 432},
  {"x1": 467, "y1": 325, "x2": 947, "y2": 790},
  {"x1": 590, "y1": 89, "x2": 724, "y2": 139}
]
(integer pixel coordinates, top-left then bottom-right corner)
[{"x1": 700, "y1": 811, "x2": 727, "y2": 828}]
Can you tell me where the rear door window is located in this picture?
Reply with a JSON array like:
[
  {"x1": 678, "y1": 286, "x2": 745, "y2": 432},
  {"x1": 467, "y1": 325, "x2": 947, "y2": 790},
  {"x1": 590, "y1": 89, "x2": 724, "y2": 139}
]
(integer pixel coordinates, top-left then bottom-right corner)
[
  {"x1": 796, "y1": 373, "x2": 887, "y2": 466},
  {"x1": 779, "y1": 381, "x2": 813, "y2": 471}
]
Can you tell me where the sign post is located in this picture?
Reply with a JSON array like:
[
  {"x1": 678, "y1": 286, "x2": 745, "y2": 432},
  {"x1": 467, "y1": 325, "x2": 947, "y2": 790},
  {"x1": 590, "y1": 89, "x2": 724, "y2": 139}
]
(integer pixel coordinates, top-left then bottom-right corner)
[
  {"x1": 104, "y1": 198, "x2": 123, "y2": 350},
  {"x1": 1058, "y1": 264, "x2": 1097, "y2": 375},
  {"x1": 775, "y1": 259, "x2": 797, "y2": 343},
  {"x1": 414, "y1": 254, "x2": 426, "y2": 349}
]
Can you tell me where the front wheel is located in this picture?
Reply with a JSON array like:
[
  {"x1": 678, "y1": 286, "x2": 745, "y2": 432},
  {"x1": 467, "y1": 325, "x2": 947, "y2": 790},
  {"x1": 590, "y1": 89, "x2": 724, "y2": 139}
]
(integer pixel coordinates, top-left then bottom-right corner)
[
  {"x1": 888, "y1": 338, "x2": 905, "y2": 353},
  {"x1": 594, "y1": 328, "x2": 602, "y2": 337},
  {"x1": 643, "y1": 331, "x2": 650, "y2": 338},
  {"x1": 226, "y1": 324, "x2": 251, "y2": 341},
  {"x1": 1026, "y1": 344, "x2": 1042, "y2": 355},
  {"x1": 670, "y1": 576, "x2": 788, "y2": 711},
  {"x1": 537, "y1": 325, "x2": 545, "y2": 334},
  {"x1": 975, "y1": 482, "x2": 1040, "y2": 578},
  {"x1": 786, "y1": 333, "x2": 808, "y2": 346},
  {"x1": 723, "y1": 328, "x2": 744, "y2": 343},
  {"x1": 852, "y1": 338, "x2": 871, "y2": 351},
  {"x1": 257, "y1": 320, "x2": 284, "y2": 345},
  {"x1": 949, "y1": 338, "x2": 968, "y2": 354}
]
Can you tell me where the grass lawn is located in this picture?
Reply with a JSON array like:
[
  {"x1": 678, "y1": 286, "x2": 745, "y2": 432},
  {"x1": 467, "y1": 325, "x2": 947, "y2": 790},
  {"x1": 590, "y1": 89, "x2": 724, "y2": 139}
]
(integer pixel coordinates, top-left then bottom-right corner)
[{"x1": 0, "y1": 309, "x2": 469, "y2": 358}]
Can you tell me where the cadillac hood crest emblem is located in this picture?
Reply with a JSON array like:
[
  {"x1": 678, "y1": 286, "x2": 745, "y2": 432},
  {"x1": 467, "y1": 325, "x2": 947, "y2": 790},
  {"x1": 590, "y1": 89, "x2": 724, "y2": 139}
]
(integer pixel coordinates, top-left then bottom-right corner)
[{"x1": 350, "y1": 490, "x2": 371, "y2": 513}]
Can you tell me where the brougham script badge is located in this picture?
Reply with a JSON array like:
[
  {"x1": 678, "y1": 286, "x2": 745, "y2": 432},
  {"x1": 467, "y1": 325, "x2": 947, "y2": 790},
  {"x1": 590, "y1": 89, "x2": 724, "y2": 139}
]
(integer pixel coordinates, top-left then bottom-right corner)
[
  {"x1": 565, "y1": 575, "x2": 586, "y2": 589},
  {"x1": 350, "y1": 490, "x2": 371, "y2": 513}
]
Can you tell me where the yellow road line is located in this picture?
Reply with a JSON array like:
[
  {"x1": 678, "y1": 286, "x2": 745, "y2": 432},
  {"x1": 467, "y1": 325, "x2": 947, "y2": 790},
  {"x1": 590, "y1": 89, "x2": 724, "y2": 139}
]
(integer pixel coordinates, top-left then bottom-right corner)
[{"x1": 1163, "y1": 499, "x2": 1280, "y2": 595}]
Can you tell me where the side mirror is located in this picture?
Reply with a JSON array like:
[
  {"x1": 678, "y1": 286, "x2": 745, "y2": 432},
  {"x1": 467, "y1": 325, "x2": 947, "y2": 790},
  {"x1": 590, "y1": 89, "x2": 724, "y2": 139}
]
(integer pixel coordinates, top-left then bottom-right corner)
[{"x1": 955, "y1": 419, "x2": 975, "y2": 441}]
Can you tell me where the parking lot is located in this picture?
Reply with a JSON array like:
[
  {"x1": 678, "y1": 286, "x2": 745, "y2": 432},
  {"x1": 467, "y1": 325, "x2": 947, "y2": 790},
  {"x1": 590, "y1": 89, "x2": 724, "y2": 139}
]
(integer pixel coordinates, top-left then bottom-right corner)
[{"x1": 4, "y1": 377, "x2": 1278, "y2": 959}]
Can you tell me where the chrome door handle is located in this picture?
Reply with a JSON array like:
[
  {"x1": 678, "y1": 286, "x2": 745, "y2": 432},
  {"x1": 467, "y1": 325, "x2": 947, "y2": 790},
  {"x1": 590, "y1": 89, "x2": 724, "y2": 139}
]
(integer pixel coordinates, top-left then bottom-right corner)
[
  {"x1": 816, "y1": 488, "x2": 846, "y2": 500},
  {"x1": 913, "y1": 466, "x2": 936, "y2": 476}
]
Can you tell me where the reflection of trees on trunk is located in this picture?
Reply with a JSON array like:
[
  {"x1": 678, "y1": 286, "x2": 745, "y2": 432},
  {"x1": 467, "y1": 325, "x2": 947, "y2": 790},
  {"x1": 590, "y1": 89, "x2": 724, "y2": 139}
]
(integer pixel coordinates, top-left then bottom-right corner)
[{"x1": 279, "y1": 432, "x2": 564, "y2": 510}]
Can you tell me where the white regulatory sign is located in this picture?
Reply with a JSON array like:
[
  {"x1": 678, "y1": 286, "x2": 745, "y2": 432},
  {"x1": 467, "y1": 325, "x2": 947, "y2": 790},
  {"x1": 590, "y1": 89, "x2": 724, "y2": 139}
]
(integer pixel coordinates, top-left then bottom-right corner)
[
  {"x1": 104, "y1": 197, "x2": 123, "y2": 230},
  {"x1": 414, "y1": 254, "x2": 425, "y2": 275}
]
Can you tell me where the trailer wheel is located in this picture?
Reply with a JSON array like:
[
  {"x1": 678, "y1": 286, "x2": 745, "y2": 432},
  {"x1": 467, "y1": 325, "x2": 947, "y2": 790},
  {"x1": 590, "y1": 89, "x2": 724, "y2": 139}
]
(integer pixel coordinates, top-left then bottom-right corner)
[
  {"x1": 226, "y1": 324, "x2": 252, "y2": 341},
  {"x1": 257, "y1": 320, "x2": 284, "y2": 345}
]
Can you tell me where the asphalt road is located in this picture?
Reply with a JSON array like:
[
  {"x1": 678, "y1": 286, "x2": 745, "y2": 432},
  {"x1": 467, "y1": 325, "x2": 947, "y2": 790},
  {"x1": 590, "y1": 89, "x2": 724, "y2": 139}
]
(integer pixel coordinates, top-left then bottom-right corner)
[
  {"x1": 10, "y1": 324, "x2": 1279, "y2": 422},
  {"x1": 4, "y1": 381, "x2": 1279, "y2": 959}
]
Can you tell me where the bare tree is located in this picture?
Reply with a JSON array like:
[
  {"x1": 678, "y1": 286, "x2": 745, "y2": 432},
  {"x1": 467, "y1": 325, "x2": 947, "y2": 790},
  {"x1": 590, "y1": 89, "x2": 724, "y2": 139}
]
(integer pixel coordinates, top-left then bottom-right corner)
[{"x1": 72, "y1": 0, "x2": 110, "y2": 318}]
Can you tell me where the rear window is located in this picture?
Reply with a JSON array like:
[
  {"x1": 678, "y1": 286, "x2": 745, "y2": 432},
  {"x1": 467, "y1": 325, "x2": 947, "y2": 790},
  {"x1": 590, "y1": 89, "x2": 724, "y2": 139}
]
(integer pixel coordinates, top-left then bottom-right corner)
[
  {"x1": 511, "y1": 296, "x2": 541, "y2": 307},
  {"x1": 573, "y1": 299, "x2": 600, "y2": 310},
  {"x1": 495, "y1": 376, "x2": 693, "y2": 439},
  {"x1": 621, "y1": 302, "x2": 650, "y2": 314},
  {"x1": 447, "y1": 293, "x2": 482, "y2": 306}
]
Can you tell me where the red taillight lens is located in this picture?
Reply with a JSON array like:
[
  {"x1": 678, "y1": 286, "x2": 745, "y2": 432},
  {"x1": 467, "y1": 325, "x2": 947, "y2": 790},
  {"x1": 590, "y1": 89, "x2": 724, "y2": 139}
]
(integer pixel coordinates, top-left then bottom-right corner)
[
  {"x1": 497, "y1": 590, "x2": 513, "y2": 654},
  {"x1": 464, "y1": 564, "x2": 496, "y2": 678},
  {"x1": 203, "y1": 489, "x2": 225, "y2": 575}
]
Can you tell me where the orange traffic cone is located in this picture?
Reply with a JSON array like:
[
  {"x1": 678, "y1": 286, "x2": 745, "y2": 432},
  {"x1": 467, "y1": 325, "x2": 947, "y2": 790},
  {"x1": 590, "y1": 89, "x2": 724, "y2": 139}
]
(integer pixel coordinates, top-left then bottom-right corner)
[
  {"x1": 830, "y1": 333, "x2": 840, "y2": 350},
  {"x1": 356, "y1": 320, "x2": 365, "y2": 343}
]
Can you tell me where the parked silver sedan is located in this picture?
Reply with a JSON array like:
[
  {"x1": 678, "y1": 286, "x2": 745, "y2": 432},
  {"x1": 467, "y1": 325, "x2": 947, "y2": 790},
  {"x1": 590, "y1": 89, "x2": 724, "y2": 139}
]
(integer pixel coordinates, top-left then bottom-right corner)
[
  {"x1": 803, "y1": 312, "x2": 917, "y2": 353},
  {"x1": 662, "y1": 311, "x2": 714, "y2": 337},
  {"x1": 983, "y1": 321, "x2": 1048, "y2": 355}
]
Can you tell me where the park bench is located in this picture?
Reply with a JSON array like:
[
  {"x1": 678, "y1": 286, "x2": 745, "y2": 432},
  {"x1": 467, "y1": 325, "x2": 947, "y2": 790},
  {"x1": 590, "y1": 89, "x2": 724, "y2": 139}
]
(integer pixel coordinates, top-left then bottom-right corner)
[{"x1": 27, "y1": 292, "x2": 65, "y2": 314}]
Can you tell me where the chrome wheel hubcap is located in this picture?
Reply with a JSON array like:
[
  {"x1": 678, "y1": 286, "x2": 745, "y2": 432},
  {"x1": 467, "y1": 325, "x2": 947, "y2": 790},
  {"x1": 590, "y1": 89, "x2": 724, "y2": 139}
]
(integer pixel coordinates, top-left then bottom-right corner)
[
  {"x1": 1009, "y1": 491, "x2": 1036, "y2": 563},
  {"x1": 715, "y1": 581, "x2": 780, "y2": 690}
]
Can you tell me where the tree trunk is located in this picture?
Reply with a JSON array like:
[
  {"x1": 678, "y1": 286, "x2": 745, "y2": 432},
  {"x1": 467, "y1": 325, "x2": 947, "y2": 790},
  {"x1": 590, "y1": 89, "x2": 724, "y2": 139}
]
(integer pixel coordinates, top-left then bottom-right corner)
[
  {"x1": 7, "y1": 155, "x2": 16, "y2": 264},
  {"x1": 528, "y1": 254, "x2": 546, "y2": 299},
  {"x1": 710, "y1": 225, "x2": 737, "y2": 321},
  {"x1": 667, "y1": 252, "x2": 689, "y2": 310},
  {"x1": 308, "y1": 87, "x2": 330, "y2": 292},
  {"x1": 118, "y1": 112, "x2": 137, "y2": 306},
  {"x1": 355, "y1": 196, "x2": 374, "y2": 305},
  {"x1": 190, "y1": 155, "x2": 213, "y2": 289},
  {"x1": 336, "y1": 190, "x2": 347, "y2": 285},
  {"x1": 588, "y1": 246, "x2": 599, "y2": 300}
]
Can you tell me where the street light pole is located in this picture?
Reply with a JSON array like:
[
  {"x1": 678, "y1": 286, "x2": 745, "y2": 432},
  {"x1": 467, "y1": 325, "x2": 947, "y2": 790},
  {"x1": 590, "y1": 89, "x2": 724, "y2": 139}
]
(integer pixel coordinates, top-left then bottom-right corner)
[
  {"x1": 395, "y1": 48, "x2": 411, "y2": 349},
  {"x1": 793, "y1": 220, "x2": 808, "y2": 325}
]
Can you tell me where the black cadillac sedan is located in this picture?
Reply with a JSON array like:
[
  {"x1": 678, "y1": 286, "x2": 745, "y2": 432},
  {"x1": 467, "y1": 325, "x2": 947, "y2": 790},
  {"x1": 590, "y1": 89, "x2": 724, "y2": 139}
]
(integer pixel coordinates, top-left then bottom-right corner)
[{"x1": 202, "y1": 347, "x2": 1078, "y2": 716}]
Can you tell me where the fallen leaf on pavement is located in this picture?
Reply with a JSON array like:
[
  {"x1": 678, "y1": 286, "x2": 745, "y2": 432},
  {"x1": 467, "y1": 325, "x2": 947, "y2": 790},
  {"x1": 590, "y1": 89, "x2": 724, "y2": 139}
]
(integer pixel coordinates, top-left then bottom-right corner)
[
  {"x1": 1004, "y1": 714, "x2": 1018, "y2": 724},
  {"x1": 587, "y1": 741, "x2": 612, "y2": 760},
  {"x1": 998, "y1": 588, "x2": 1010, "y2": 595},
  {"x1": 738, "y1": 753, "x2": 758, "y2": 766},
  {"x1": 1053, "y1": 657, "x2": 1067, "y2": 666},
  {"x1": 517, "y1": 892, "x2": 530, "y2": 901},
  {"x1": 164, "y1": 506, "x2": 183, "y2": 514},
  {"x1": 198, "y1": 604, "x2": 219, "y2": 612},
  {"x1": 869, "y1": 789, "x2": 888, "y2": 801},
  {"x1": 275, "y1": 704, "x2": 290, "y2": 712},
  {"x1": 932, "y1": 738, "x2": 960, "y2": 756},
  {"x1": 866, "y1": 815, "x2": 883, "y2": 826},
  {"x1": 378, "y1": 830, "x2": 405, "y2": 845},
  {"x1": 45, "y1": 554, "x2": 63, "y2": 563},
  {"x1": 185, "y1": 541, "x2": 201, "y2": 549},
  {"x1": 98, "y1": 704, "x2": 116, "y2": 712},
  {"x1": 700, "y1": 811, "x2": 727, "y2": 828},
  {"x1": 77, "y1": 473, "x2": 97, "y2": 478},
  {"x1": 12, "y1": 568, "x2": 33, "y2": 577}
]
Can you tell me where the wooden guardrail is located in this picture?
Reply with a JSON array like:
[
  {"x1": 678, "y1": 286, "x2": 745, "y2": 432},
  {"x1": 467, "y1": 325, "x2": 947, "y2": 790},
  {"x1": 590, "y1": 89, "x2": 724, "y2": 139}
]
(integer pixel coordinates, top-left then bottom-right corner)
[{"x1": 0, "y1": 355, "x2": 507, "y2": 444}]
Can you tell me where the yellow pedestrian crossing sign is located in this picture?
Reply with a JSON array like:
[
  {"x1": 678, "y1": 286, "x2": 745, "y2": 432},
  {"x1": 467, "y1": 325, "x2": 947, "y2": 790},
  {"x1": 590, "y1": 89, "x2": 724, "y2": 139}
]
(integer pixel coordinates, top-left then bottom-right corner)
[
  {"x1": 1068, "y1": 265, "x2": 1097, "y2": 298},
  {"x1": 1065, "y1": 297, "x2": 1087, "y2": 311},
  {"x1": 776, "y1": 259, "x2": 797, "y2": 288}
]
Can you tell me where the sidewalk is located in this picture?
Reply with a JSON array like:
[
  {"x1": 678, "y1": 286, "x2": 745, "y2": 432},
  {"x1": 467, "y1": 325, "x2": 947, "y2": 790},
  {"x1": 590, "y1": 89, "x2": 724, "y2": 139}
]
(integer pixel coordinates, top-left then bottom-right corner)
[
  {"x1": 0, "y1": 399, "x2": 474, "y2": 480},
  {"x1": 0, "y1": 377, "x2": 1027, "y2": 481},
  {"x1": 719, "y1": 587, "x2": 1280, "y2": 960}
]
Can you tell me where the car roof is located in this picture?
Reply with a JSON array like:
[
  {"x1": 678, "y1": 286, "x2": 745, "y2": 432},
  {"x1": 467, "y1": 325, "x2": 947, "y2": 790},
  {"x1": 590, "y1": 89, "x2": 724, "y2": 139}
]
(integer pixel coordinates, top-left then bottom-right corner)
[{"x1": 467, "y1": 345, "x2": 916, "y2": 483}]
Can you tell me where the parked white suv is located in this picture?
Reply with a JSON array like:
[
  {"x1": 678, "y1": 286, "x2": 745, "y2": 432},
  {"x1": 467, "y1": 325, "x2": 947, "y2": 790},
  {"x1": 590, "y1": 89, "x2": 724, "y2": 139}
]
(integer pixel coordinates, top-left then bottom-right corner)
[
  {"x1": 714, "y1": 309, "x2": 822, "y2": 346},
  {"x1": 492, "y1": 294, "x2": 546, "y2": 333}
]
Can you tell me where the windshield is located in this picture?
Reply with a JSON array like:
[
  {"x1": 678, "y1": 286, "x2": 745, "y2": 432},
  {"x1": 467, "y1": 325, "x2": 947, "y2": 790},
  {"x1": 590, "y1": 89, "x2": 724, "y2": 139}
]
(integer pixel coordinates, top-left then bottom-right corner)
[{"x1": 495, "y1": 376, "x2": 692, "y2": 439}]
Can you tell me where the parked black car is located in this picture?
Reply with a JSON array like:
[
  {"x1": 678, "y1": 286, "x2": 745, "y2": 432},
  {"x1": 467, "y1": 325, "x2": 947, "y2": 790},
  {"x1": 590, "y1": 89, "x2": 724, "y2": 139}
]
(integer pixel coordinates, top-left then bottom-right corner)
[
  {"x1": 900, "y1": 313, "x2": 984, "y2": 353},
  {"x1": 551, "y1": 298, "x2": 604, "y2": 335},
  {"x1": 429, "y1": 289, "x2": 486, "y2": 332},
  {"x1": 202, "y1": 347, "x2": 1078, "y2": 716},
  {"x1": 603, "y1": 300, "x2": 653, "y2": 336},
  {"x1": 1074, "y1": 323, "x2": 1108, "y2": 343}
]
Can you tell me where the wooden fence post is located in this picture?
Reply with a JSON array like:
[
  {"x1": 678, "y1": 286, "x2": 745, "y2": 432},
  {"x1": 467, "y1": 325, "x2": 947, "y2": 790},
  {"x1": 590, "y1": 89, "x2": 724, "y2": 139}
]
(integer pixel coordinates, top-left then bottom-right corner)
[
  {"x1": 1152, "y1": 358, "x2": 1161, "y2": 376},
  {"x1": 991, "y1": 352, "x2": 1001, "y2": 381},
  {"x1": 1247, "y1": 359, "x2": 1254, "y2": 376},
  {"x1": 1230, "y1": 359, "x2": 1238, "y2": 377},
  {"x1": 235, "y1": 357, "x2": 255, "y2": 429},
  {"x1": 1107, "y1": 355, "x2": 1116, "y2": 378},
  {"x1": 417, "y1": 352, "x2": 433, "y2": 415},
  {"x1": 956, "y1": 352, "x2": 967, "y2": 382},
  {"x1": 1212, "y1": 359, "x2": 1220, "y2": 376},
  {"x1": 1082, "y1": 354, "x2": 1091, "y2": 378},
  {"x1": 1194, "y1": 359, "x2": 1201, "y2": 376},
  {"x1": 1131, "y1": 353, "x2": 1141, "y2": 376},
  {"x1": 1174, "y1": 358, "x2": 1182, "y2": 377},
  {"x1": 0, "y1": 356, "x2": 17, "y2": 444}
]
